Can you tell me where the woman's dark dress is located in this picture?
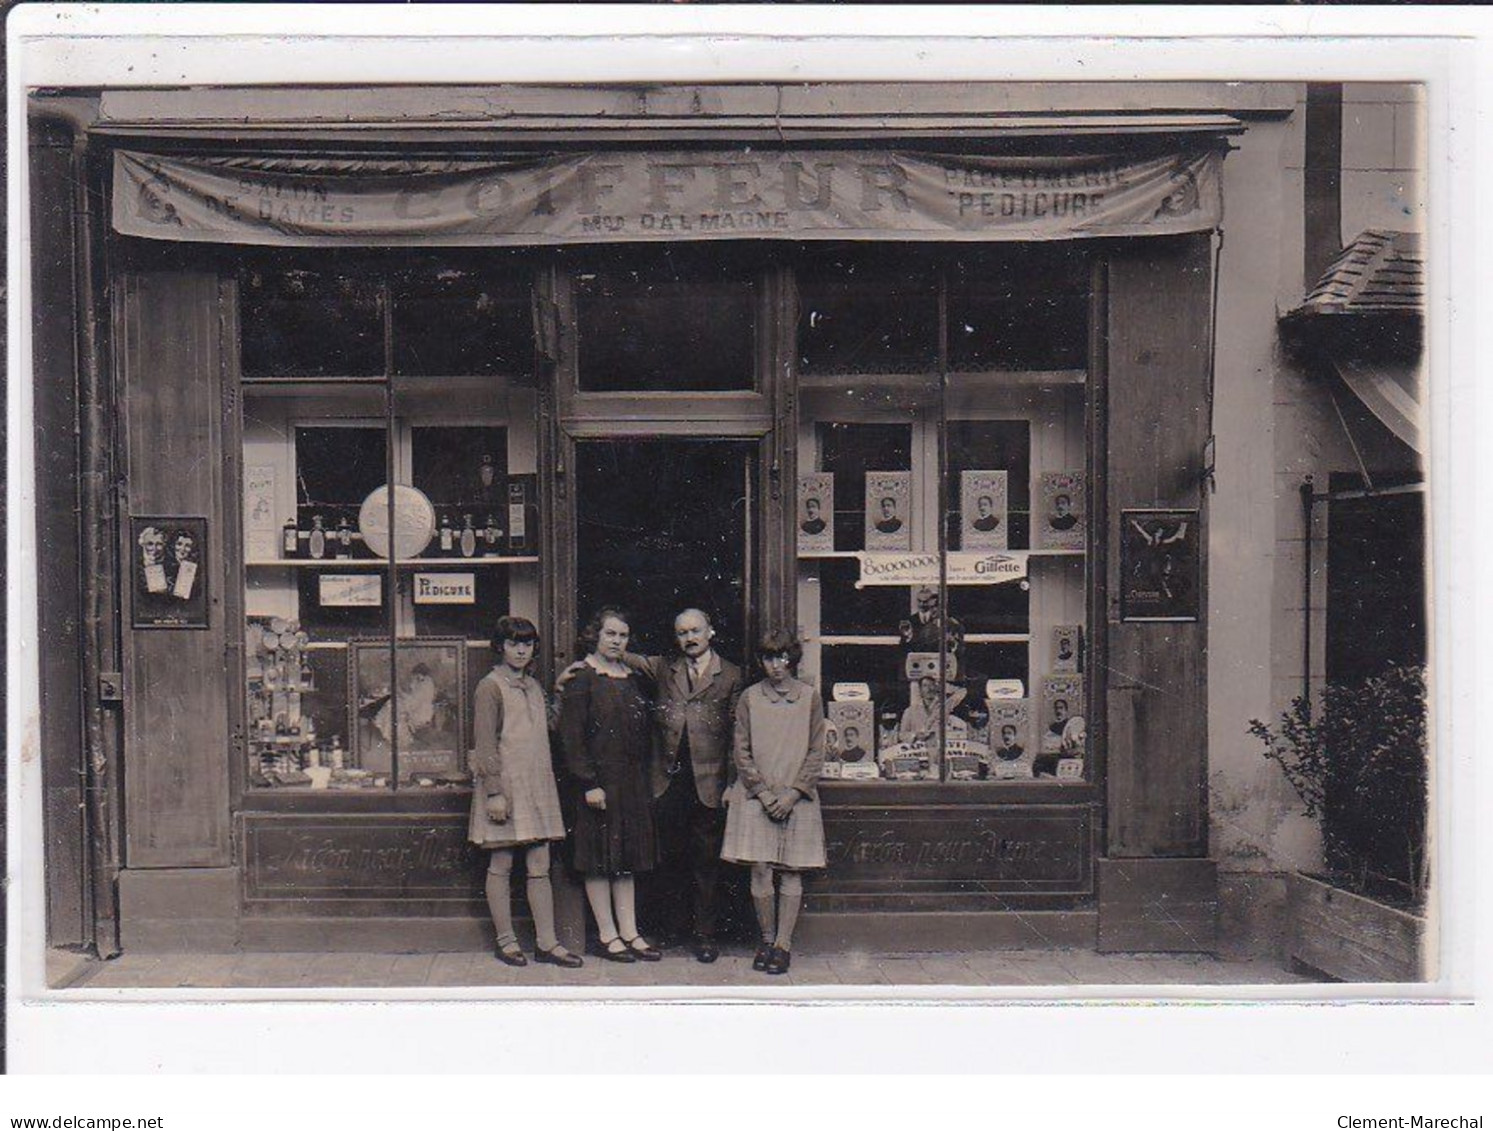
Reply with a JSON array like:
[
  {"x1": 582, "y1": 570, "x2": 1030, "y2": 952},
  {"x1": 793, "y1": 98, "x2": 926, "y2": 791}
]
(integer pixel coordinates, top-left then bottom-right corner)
[{"x1": 558, "y1": 661, "x2": 658, "y2": 876}]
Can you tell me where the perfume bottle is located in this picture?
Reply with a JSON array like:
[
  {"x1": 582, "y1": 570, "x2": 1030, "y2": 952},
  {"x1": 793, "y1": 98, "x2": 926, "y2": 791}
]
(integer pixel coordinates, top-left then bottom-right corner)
[
  {"x1": 308, "y1": 515, "x2": 327, "y2": 560},
  {"x1": 438, "y1": 512, "x2": 455, "y2": 556},
  {"x1": 459, "y1": 514, "x2": 477, "y2": 558},
  {"x1": 335, "y1": 516, "x2": 352, "y2": 559},
  {"x1": 282, "y1": 518, "x2": 299, "y2": 560},
  {"x1": 483, "y1": 515, "x2": 500, "y2": 556}
]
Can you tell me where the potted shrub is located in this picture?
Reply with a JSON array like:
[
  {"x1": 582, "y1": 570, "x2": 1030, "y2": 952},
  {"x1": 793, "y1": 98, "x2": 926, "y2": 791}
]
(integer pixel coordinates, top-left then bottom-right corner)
[{"x1": 1249, "y1": 664, "x2": 1430, "y2": 981}]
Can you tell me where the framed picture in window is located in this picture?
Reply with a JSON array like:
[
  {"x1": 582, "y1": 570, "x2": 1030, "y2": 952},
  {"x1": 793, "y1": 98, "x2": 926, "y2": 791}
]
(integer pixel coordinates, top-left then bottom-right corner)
[
  {"x1": 348, "y1": 638, "x2": 467, "y2": 779},
  {"x1": 130, "y1": 515, "x2": 208, "y2": 629}
]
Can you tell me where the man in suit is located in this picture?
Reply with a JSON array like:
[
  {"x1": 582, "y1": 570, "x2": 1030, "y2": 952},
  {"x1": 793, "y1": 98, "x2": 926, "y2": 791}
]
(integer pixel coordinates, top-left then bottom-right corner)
[
  {"x1": 971, "y1": 494, "x2": 1001, "y2": 533},
  {"x1": 627, "y1": 607, "x2": 745, "y2": 963},
  {"x1": 800, "y1": 496, "x2": 827, "y2": 536},
  {"x1": 839, "y1": 724, "x2": 869, "y2": 764},
  {"x1": 874, "y1": 495, "x2": 904, "y2": 534}
]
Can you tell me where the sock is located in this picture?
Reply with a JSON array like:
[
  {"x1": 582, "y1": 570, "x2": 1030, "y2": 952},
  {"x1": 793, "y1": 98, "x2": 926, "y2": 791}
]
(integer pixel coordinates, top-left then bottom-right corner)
[
  {"x1": 750, "y1": 864, "x2": 777, "y2": 944},
  {"x1": 775, "y1": 871, "x2": 804, "y2": 952},
  {"x1": 486, "y1": 849, "x2": 517, "y2": 947},
  {"x1": 614, "y1": 874, "x2": 642, "y2": 942},
  {"x1": 525, "y1": 844, "x2": 558, "y2": 952},
  {"x1": 584, "y1": 875, "x2": 619, "y2": 943}
]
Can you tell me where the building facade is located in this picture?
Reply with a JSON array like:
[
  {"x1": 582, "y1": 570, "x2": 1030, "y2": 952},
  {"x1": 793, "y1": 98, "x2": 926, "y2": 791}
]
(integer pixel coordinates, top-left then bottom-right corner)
[{"x1": 28, "y1": 81, "x2": 1425, "y2": 959}]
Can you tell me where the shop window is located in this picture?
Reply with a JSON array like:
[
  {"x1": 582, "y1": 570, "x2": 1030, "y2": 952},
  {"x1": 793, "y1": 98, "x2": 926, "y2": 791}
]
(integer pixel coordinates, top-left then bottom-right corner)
[
  {"x1": 818, "y1": 557, "x2": 912, "y2": 637},
  {"x1": 949, "y1": 246, "x2": 1090, "y2": 372},
  {"x1": 391, "y1": 267, "x2": 532, "y2": 378},
  {"x1": 947, "y1": 419, "x2": 1032, "y2": 550},
  {"x1": 240, "y1": 261, "x2": 539, "y2": 795},
  {"x1": 817, "y1": 421, "x2": 914, "y2": 553},
  {"x1": 295, "y1": 425, "x2": 388, "y2": 554},
  {"x1": 795, "y1": 246, "x2": 1089, "y2": 785},
  {"x1": 574, "y1": 249, "x2": 757, "y2": 392},
  {"x1": 798, "y1": 249, "x2": 939, "y2": 375},
  {"x1": 241, "y1": 266, "x2": 384, "y2": 379}
]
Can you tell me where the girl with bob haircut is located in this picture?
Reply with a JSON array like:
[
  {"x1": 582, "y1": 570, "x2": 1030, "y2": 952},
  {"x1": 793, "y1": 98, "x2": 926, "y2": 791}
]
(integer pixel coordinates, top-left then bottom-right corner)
[
  {"x1": 469, "y1": 616, "x2": 581, "y2": 968},
  {"x1": 558, "y1": 606, "x2": 661, "y2": 963},
  {"x1": 720, "y1": 629, "x2": 827, "y2": 975}
]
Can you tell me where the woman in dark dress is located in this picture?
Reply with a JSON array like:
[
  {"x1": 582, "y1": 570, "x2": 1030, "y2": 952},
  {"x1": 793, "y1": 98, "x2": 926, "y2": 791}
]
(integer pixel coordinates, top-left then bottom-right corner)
[{"x1": 557, "y1": 606, "x2": 661, "y2": 963}]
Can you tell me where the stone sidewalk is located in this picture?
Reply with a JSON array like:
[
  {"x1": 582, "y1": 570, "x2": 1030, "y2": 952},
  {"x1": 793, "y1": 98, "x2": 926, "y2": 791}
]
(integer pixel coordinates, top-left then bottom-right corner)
[{"x1": 51, "y1": 945, "x2": 1315, "y2": 993}]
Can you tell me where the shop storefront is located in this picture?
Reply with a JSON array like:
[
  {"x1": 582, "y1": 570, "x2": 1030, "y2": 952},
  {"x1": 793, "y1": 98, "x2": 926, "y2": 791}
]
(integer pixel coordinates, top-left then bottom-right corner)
[{"x1": 32, "y1": 84, "x2": 1258, "y2": 955}]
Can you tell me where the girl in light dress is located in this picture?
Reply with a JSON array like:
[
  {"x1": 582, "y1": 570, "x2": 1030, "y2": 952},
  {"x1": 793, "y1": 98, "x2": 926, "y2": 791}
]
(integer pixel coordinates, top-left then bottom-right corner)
[
  {"x1": 720, "y1": 630, "x2": 827, "y2": 976},
  {"x1": 469, "y1": 616, "x2": 582, "y2": 969}
]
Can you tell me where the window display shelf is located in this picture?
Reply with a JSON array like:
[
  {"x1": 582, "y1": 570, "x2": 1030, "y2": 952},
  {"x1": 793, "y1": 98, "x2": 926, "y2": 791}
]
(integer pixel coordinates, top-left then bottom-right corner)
[
  {"x1": 798, "y1": 368, "x2": 1085, "y2": 392},
  {"x1": 820, "y1": 779, "x2": 1097, "y2": 805},
  {"x1": 293, "y1": 638, "x2": 488, "y2": 651},
  {"x1": 798, "y1": 548, "x2": 1084, "y2": 560},
  {"x1": 246, "y1": 556, "x2": 539, "y2": 568},
  {"x1": 241, "y1": 377, "x2": 389, "y2": 398},
  {"x1": 949, "y1": 368, "x2": 1086, "y2": 387},
  {"x1": 820, "y1": 633, "x2": 1029, "y2": 646}
]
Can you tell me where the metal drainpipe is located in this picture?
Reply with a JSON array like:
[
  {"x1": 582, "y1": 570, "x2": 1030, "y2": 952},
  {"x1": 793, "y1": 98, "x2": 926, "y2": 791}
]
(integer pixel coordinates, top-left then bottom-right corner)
[
  {"x1": 1299, "y1": 476, "x2": 1315, "y2": 707},
  {"x1": 72, "y1": 128, "x2": 122, "y2": 957}
]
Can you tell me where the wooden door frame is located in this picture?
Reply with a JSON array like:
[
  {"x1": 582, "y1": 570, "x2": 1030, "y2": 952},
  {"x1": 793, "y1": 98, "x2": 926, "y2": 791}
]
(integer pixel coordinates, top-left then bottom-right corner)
[{"x1": 539, "y1": 260, "x2": 795, "y2": 672}]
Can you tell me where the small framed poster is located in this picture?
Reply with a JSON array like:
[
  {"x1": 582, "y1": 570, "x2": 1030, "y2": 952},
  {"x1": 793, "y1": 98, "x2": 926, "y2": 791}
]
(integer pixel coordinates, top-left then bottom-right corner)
[
  {"x1": 319, "y1": 573, "x2": 382, "y2": 608},
  {"x1": 864, "y1": 471, "x2": 912, "y2": 550},
  {"x1": 1037, "y1": 471, "x2": 1086, "y2": 550},
  {"x1": 960, "y1": 470, "x2": 1008, "y2": 550},
  {"x1": 131, "y1": 516, "x2": 209, "y2": 629},
  {"x1": 242, "y1": 465, "x2": 278, "y2": 561},
  {"x1": 797, "y1": 472, "x2": 834, "y2": 553},
  {"x1": 1120, "y1": 508, "x2": 1201, "y2": 622},
  {"x1": 348, "y1": 637, "x2": 467, "y2": 778}
]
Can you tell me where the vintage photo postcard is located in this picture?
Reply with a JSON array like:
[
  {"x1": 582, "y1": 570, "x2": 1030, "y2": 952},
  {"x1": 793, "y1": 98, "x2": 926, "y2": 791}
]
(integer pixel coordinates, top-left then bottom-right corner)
[
  {"x1": 864, "y1": 471, "x2": 913, "y2": 550},
  {"x1": 1037, "y1": 471, "x2": 1086, "y2": 551},
  {"x1": 9, "y1": 9, "x2": 1478, "y2": 1087},
  {"x1": 961, "y1": 470, "x2": 1009, "y2": 550},
  {"x1": 797, "y1": 472, "x2": 835, "y2": 553}
]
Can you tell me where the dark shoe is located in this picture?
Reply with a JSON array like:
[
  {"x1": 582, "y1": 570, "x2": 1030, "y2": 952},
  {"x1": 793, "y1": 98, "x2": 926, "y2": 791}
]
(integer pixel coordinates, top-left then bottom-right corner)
[
  {"x1": 494, "y1": 941, "x2": 528, "y2": 967},
  {"x1": 693, "y1": 937, "x2": 720, "y2": 964},
  {"x1": 534, "y1": 945, "x2": 583, "y2": 969},
  {"x1": 752, "y1": 942, "x2": 774, "y2": 972},
  {"x1": 764, "y1": 946, "x2": 791, "y2": 976},
  {"x1": 621, "y1": 936, "x2": 662, "y2": 962},
  {"x1": 587, "y1": 938, "x2": 636, "y2": 964}
]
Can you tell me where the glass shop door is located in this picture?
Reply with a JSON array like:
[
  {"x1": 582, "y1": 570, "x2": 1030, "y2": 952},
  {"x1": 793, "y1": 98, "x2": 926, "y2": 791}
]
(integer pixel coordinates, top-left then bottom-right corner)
[{"x1": 573, "y1": 438, "x2": 756, "y2": 660}]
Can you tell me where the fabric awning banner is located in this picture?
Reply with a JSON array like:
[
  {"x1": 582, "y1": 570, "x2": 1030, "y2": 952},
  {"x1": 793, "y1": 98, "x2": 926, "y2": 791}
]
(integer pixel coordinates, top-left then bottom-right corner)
[
  {"x1": 1333, "y1": 357, "x2": 1424, "y2": 455},
  {"x1": 113, "y1": 148, "x2": 1223, "y2": 246}
]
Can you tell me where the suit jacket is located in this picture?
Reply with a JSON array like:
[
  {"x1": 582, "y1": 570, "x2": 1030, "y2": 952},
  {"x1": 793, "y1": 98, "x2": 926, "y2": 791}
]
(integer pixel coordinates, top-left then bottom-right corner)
[{"x1": 629, "y1": 651, "x2": 744, "y2": 808}]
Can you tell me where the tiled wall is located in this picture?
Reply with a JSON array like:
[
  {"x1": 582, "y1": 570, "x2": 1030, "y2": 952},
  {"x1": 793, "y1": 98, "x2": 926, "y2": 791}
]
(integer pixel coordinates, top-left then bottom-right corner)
[{"x1": 1341, "y1": 83, "x2": 1426, "y2": 236}]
